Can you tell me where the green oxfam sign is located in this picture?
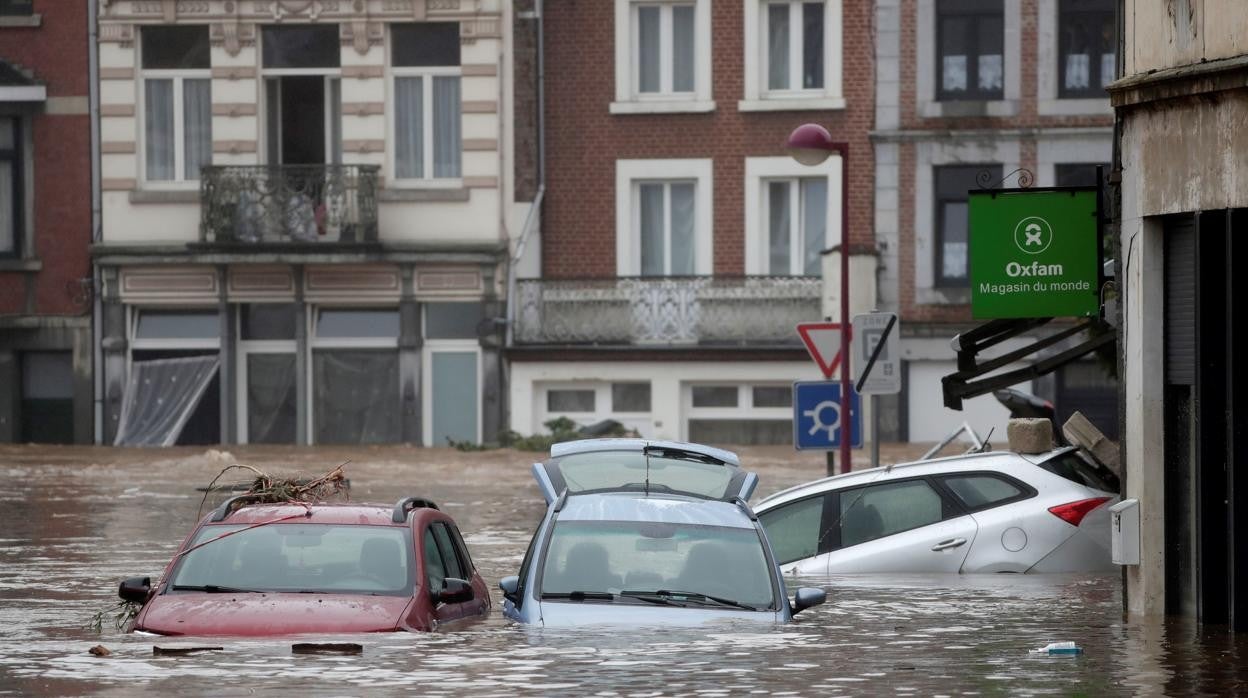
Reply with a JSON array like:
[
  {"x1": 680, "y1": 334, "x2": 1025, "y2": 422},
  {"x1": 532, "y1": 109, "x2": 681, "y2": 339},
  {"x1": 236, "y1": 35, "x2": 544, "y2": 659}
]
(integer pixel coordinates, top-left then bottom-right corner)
[{"x1": 969, "y1": 189, "x2": 1100, "y2": 319}]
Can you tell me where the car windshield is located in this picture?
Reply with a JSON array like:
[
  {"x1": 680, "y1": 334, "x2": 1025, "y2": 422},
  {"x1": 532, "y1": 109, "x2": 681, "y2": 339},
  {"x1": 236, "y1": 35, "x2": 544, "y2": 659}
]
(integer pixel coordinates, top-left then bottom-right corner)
[
  {"x1": 169, "y1": 523, "x2": 413, "y2": 596},
  {"x1": 1039, "y1": 451, "x2": 1120, "y2": 493},
  {"x1": 553, "y1": 451, "x2": 738, "y2": 499},
  {"x1": 539, "y1": 520, "x2": 775, "y2": 610}
]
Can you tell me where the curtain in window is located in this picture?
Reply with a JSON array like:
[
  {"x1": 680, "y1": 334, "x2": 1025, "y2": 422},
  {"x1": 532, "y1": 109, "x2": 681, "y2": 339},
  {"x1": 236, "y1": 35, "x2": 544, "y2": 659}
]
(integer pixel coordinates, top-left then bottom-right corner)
[
  {"x1": 1100, "y1": 53, "x2": 1115, "y2": 89},
  {"x1": 114, "y1": 356, "x2": 220, "y2": 447},
  {"x1": 637, "y1": 6, "x2": 661, "y2": 92},
  {"x1": 639, "y1": 183, "x2": 664, "y2": 276},
  {"x1": 395, "y1": 76, "x2": 424, "y2": 178},
  {"x1": 672, "y1": 5, "x2": 695, "y2": 92},
  {"x1": 1064, "y1": 53, "x2": 1089, "y2": 90},
  {"x1": 768, "y1": 181, "x2": 791, "y2": 274},
  {"x1": 802, "y1": 2, "x2": 824, "y2": 89},
  {"x1": 145, "y1": 79, "x2": 175, "y2": 181},
  {"x1": 313, "y1": 350, "x2": 400, "y2": 444},
  {"x1": 768, "y1": 4, "x2": 790, "y2": 90},
  {"x1": 433, "y1": 76, "x2": 461, "y2": 178},
  {"x1": 182, "y1": 78, "x2": 212, "y2": 181},
  {"x1": 801, "y1": 178, "x2": 827, "y2": 276},
  {"x1": 978, "y1": 54, "x2": 1003, "y2": 90},
  {"x1": 247, "y1": 354, "x2": 296, "y2": 444},
  {"x1": 669, "y1": 182, "x2": 695, "y2": 275}
]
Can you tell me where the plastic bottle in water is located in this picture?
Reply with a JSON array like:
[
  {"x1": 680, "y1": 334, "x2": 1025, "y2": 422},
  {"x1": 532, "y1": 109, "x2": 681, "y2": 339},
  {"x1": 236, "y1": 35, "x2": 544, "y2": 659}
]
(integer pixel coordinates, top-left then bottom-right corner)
[{"x1": 1029, "y1": 641, "x2": 1083, "y2": 655}]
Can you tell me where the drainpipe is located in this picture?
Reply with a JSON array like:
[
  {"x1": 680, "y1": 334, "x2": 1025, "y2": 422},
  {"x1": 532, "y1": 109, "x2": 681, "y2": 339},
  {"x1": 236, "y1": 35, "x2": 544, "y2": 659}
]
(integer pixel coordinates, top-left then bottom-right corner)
[
  {"x1": 88, "y1": 0, "x2": 103, "y2": 443},
  {"x1": 504, "y1": 0, "x2": 545, "y2": 349}
]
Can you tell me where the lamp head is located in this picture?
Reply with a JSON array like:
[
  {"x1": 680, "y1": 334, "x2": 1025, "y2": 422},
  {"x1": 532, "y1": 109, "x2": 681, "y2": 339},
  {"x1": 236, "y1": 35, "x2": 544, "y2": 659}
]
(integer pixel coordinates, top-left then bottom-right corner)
[{"x1": 785, "y1": 123, "x2": 834, "y2": 166}]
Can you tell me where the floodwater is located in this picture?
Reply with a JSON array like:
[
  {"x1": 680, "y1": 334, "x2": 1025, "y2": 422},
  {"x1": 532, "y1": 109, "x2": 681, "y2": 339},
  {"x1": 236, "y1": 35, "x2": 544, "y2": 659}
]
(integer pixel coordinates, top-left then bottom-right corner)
[{"x1": 0, "y1": 444, "x2": 1245, "y2": 696}]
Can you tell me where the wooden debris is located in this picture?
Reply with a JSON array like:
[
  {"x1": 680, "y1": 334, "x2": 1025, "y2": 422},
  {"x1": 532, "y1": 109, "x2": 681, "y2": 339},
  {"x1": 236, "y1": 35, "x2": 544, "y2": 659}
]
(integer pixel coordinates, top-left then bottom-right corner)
[
  {"x1": 291, "y1": 642, "x2": 363, "y2": 655},
  {"x1": 153, "y1": 645, "x2": 224, "y2": 656}
]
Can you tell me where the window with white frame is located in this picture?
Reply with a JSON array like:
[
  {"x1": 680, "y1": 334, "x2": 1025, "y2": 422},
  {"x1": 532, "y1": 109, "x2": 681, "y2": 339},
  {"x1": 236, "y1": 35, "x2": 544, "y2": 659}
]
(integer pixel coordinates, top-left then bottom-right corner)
[
  {"x1": 1057, "y1": 0, "x2": 1114, "y2": 99},
  {"x1": 140, "y1": 26, "x2": 211, "y2": 184},
  {"x1": 934, "y1": 164, "x2": 998, "y2": 287},
  {"x1": 685, "y1": 383, "x2": 793, "y2": 445},
  {"x1": 613, "y1": 0, "x2": 712, "y2": 112},
  {"x1": 763, "y1": 177, "x2": 827, "y2": 275},
  {"x1": 391, "y1": 23, "x2": 462, "y2": 182},
  {"x1": 742, "y1": 0, "x2": 842, "y2": 109},
  {"x1": 0, "y1": 116, "x2": 22, "y2": 258},
  {"x1": 936, "y1": 0, "x2": 1003, "y2": 101},
  {"x1": 617, "y1": 159, "x2": 713, "y2": 276},
  {"x1": 311, "y1": 307, "x2": 401, "y2": 445}
]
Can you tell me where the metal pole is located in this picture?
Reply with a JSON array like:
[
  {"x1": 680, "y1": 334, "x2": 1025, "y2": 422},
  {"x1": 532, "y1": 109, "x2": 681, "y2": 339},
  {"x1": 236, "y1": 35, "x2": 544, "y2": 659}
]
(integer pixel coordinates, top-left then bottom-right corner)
[
  {"x1": 838, "y1": 145, "x2": 852, "y2": 474},
  {"x1": 871, "y1": 394, "x2": 880, "y2": 469},
  {"x1": 825, "y1": 450, "x2": 835, "y2": 477}
]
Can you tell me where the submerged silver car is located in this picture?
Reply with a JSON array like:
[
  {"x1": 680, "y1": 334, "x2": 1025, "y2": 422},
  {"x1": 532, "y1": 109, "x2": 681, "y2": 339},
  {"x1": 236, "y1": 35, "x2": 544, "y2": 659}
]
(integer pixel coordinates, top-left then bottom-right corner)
[
  {"x1": 499, "y1": 439, "x2": 825, "y2": 626},
  {"x1": 754, "y1": 447, "x2": 1120, "y2": 575}
]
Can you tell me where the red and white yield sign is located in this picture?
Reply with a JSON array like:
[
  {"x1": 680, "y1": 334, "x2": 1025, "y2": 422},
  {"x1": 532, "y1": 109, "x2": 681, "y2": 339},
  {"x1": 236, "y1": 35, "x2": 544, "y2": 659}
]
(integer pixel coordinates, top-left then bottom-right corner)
[{"x1": 796, "y1": 322, "x2": 851, "y2": 379}]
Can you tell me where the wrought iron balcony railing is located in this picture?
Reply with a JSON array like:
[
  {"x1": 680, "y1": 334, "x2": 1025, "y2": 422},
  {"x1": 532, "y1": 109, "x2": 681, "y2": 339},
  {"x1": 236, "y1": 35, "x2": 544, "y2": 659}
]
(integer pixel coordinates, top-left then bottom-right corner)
[
  {"x1": 200, "y1": 165, "x2": 380, "y2": 244},
  {"x1": 513, "y1": 276, "x2": 822, "y2": 345}
]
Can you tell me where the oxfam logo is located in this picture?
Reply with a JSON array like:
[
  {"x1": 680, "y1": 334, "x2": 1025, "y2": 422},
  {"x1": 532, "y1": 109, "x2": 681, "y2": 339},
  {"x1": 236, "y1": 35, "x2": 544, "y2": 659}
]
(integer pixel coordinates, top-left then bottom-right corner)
[{"x1": 1013, "y1": 216, "x2": 1053, "y2": 254}]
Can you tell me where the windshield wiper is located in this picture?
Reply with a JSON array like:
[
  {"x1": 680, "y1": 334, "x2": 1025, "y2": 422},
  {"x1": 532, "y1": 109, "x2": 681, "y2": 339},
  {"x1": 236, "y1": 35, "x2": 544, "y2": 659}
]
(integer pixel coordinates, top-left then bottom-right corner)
[
  {"x1": 540, "y1": 591, "x2": 615, "y2": 602},
  {"x1": 623, "y1": 589, "x2": 761, "y2": 611},
  {"x1": 171, "y1": 584, "x2": 265, "y2": 594},
  {"x1": 617, "y1": 590, "x2": 691, "y2": 607}
]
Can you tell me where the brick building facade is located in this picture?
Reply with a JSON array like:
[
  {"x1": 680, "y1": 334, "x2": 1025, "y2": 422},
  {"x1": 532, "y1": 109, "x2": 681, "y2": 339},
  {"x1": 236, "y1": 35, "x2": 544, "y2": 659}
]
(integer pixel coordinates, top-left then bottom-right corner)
[
  {"x1": 508, "y1": 0, "x2": 877, "y2": 445},
  {"x1": 0, "y1": 0, "x2": 93, "y2": 444}
]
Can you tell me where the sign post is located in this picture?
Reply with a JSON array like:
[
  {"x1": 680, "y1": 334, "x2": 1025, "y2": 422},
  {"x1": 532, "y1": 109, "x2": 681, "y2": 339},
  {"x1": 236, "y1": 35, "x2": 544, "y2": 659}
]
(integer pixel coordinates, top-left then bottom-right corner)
[
  {"x1": 968, "y1": 189, "x2": 1101, "y2": 320},
  {"x1": 852, "y1": 311, "x2": 901, "y2": 468}
]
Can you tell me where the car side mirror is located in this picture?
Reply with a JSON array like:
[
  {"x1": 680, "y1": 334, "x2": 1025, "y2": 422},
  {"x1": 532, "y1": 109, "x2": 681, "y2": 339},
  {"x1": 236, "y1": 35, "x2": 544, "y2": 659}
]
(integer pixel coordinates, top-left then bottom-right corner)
[
  {"x1": 119, "y1": 576, "x2": 151, "y2": 603},
  {"x1": 791, "y1": 587, "x2": 826, "y2": 615},
  {"x1": 435, "y1": 577, "x2": 474, "y2": 605},
  {"x1": 499, "y1": 575, "x2": 519, "y2": 600}
]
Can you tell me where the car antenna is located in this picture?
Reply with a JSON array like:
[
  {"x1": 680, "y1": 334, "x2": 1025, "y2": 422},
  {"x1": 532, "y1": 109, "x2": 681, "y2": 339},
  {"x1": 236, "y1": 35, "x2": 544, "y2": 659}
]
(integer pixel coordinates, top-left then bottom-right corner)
[{"x1": 644, "y1": 444, "x2": 651, "y2": 496}]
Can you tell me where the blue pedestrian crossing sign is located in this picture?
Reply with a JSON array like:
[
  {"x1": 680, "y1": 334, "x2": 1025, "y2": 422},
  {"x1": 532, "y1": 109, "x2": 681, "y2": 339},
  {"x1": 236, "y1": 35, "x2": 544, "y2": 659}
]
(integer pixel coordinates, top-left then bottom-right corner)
[{"x1": 793, "y1": 381, "x2": 862, "y2": 450}]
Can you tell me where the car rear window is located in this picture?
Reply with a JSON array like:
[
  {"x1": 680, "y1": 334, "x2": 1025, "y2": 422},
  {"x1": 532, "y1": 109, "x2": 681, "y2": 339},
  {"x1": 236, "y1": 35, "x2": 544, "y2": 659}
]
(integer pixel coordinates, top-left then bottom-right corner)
[
  {"x1": 1038, "y1": 452, "x2": 1120, "y2": 493},
  {"x1": 941, "y1": 474, "x2": 1026, "y2": 510}
]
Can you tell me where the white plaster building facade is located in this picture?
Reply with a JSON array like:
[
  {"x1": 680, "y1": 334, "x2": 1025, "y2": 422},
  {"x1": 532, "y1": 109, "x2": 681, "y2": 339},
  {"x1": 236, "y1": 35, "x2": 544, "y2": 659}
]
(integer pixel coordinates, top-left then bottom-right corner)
[{"x1": 94, "y1": 0, "x2": 531, "y2": 447}]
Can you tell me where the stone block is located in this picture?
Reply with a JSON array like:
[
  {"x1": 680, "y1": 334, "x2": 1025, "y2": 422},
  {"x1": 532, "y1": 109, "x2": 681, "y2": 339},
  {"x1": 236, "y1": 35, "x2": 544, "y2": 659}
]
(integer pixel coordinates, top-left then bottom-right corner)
[{"x1": 1007, "y1": 418, "x2": 1054, "y2": 454}]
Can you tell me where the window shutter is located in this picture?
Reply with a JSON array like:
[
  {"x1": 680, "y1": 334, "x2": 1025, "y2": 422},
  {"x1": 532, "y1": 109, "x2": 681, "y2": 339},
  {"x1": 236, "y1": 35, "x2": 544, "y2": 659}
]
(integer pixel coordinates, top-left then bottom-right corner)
[{"x1": 1165, "y1": 215, "x2": 1197, "y2": 386}]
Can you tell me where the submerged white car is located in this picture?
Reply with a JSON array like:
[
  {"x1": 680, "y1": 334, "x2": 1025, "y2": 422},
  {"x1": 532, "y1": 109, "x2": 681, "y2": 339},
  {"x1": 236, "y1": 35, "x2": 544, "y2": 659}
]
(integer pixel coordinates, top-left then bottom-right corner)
[{"x1": 754, "y1": 447, "x2": 1120, "y2": 575}]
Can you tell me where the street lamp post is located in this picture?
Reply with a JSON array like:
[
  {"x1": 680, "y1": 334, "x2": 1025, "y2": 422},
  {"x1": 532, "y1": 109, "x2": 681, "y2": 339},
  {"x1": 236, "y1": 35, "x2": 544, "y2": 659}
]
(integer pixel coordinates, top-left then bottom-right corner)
[{"x1": 786, "y1": 124, "x2": 852, "y2": 475}]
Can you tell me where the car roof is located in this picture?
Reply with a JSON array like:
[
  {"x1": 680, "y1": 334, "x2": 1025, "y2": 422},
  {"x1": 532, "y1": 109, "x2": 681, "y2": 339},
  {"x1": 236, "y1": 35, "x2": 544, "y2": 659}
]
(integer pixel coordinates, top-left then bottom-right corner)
[
  {"x1": 755, "y1": 447, "x2": 1076, "y2": 510},
  {"x1": 551, "y1": 438, "x2": 741, "y2": 467},
  {"x1": 556, "y1": 491, "x2": 758, "y2": 529},
  {"x1": 204, "y1": 502, "x2": 413, "y2": 527}
]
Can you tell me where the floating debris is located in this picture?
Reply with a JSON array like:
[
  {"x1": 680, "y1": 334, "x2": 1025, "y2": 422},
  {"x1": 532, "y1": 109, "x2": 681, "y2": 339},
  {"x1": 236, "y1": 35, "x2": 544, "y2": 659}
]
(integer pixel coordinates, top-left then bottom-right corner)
[
  {"x1": 1030, "y1": 641, "x2": 1083, "y2": 655},
  {"x1": 87, "y1": 645, "x2": 111, "y2": 657},
  {"x1": 196, "y1": 461, "x2": 351, "y2": 519},
  {"x1": 292, "y1": 643, "x2": 364, "y2": 655},
  {"x1": 153, "y1": 646, "x2": 224, "y2": 656}
]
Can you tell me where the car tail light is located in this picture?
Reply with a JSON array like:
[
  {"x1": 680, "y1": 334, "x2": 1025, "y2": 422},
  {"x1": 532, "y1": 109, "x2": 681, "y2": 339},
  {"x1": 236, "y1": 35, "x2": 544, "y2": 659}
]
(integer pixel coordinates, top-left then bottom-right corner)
[{"x1": 1048, "y1": 497, "x2": 1111, "y2": 527}]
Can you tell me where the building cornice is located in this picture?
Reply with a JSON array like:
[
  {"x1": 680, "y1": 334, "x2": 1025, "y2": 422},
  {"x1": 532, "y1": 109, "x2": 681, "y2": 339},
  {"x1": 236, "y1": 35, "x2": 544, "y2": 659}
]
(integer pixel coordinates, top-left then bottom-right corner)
[
  {"x1": 90, "y1": 242, "x2": 507, "y2": 266},
  {"x1": 1109, "y1": 54, "x2": 1248, "y2": 109},
  {"x1": 869, "y1": 126, "x2": 1114, "y2": 143}
]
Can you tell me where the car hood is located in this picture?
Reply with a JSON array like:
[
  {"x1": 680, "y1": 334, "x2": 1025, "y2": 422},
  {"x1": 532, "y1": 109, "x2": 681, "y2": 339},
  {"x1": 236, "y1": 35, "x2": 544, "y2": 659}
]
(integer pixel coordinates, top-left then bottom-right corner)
[
  {"x1": 536, "y1": 600, "x2": 783, "y2": 627},
  {"x1": 137, "y1": 592, "x2": 412, "y2": 636}
]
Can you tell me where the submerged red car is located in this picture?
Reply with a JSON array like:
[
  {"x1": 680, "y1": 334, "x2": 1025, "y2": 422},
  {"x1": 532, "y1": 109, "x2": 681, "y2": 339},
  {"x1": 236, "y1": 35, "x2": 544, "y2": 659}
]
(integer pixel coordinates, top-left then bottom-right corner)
[{"x1": 117, "y1": 496, "x2": 490, "y2": 635}]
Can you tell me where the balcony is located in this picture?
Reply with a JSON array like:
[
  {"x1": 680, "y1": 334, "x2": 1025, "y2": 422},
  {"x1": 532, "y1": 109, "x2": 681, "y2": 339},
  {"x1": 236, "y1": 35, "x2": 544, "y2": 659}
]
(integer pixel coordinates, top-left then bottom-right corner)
[
  {"x1": 513, "y1": 276, "x2": 822, "y2": 346},
  {"x1": 199, "y1": 165, "x2": 379, "y2": 245}
]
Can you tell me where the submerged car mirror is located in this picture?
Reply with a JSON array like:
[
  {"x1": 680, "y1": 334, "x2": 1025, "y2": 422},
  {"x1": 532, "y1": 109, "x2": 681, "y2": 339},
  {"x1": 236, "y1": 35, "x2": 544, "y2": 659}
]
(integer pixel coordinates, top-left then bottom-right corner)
[
  {"x1": 436, "y1": 577, "x2": 474, "y2": 605},
  {"x1": 118, "y1": 576, "x2": 151, "y2": 603},
  {"x1": 499, "y1": 575, "x2": 519, "y2": 600},
  {"x1": 791, "y1": 587, "x2": 826, "y2": 615}
]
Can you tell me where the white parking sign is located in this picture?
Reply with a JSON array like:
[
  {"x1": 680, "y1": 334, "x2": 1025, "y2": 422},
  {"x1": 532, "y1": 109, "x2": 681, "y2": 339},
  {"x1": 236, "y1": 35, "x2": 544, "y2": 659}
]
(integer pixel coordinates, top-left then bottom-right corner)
[{"x1": 852, "y1": 312, "x2": 901, "y2": 395}]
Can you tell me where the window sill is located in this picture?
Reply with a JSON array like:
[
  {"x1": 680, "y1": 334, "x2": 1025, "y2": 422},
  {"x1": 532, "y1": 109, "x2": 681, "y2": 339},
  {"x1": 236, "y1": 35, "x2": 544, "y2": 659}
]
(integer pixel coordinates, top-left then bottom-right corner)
[
  {"x1": 378, "y1": 188, "x2": 470, "y2": 203},
  {"x1": 738, "y1": 96, "x2": 846, "y2": 112},
  {"x1": 609, "y1": 100, "x2": 716, "y2": 115},
  {"x1": 920, "y1": 99, "x2": 1018, "y2": 119},
  {"x1": 1037, "y1": 97, "x2": 1112, "y2": 116},
  {"x1": 129, "y1": 190, "x2": 201, "y2": 204},
  {"x1": 0, "y1": 258, "x2": 42, "y2": 272},
  {"x1": 0, "y1": 14, "x2": 41, "y2": 27}
]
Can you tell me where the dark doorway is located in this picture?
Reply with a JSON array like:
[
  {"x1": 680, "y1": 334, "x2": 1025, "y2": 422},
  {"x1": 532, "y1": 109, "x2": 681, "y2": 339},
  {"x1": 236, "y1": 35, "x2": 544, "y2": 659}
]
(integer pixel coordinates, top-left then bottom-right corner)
[
  {"x1": 19, "y1": 351, "x2": 74, "y2": 444},
  {"x1": 274, "y1": 76, "x2": 324, "y2": 165}
]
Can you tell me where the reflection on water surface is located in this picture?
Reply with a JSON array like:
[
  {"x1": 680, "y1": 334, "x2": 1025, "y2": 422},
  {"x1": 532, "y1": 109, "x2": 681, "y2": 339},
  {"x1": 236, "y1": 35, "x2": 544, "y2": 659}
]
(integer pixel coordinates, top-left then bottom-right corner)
[{"x1": 0, "y1": 445, "x2": 1244, "y2": 696}]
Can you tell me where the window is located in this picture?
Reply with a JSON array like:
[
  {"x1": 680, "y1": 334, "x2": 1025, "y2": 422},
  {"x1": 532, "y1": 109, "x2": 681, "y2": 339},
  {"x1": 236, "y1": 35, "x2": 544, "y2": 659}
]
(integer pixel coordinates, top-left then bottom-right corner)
[
  {"x1": 839, "y1": 479, "x2": 948, "y2": 548},
  {"x1": 1039, "y1": 451, "x2": 1120, "y2": 493},
  {"x1": 752, "y1": 385, "x2": 792, "y2": 408},
  {"x1": 765, "y1": 1, "x2": 823, "y2": 92},
  {"x1": 936, "y1": 0, "x2": 1003, "y2": 101},
  {"x1": 686, "y1": 383, "x2": 794, "y2": 445},
  {"x1": 617, "y1": 159, "x2": 712, "y2": 276},
  {"x1": 758, "y1": 494, "x2": 827, "y2": 565},
  {"x1": 1058, "y1": 0, "x2": 1114, "y2": 99},
  {"x1": 261, "y1": 25, "x2": 340, "y2": 68},
  {"x1": 934, "y1": 164, "x2": 998, "y2": 287},
  {"x1": 692, "y1": 386, "x2": 737, "y2": 408},
  {"x1": 548, "y1": 389, "x2": 596, "y2": 413},
  {"x1": 140, "y1": 26, "x2": 211, "y2": 184},
  {"x1": 312, "y1": 307, "x2": 400, "y2": 445},
  {"x1": 764, "y1": 178, "x2": 827, "y2": 275},
  {"x1": 392, "y1": 23, "x2": 462, "y2": 182},
  {"x1": 1055, "y1": 163, "x2": 1107, "y2": 188},
  {"x1": 431, "y1": 523, "x2": 466, "y2": 580},
  {"x1": 637, "y1": 180, "x2": 696, "y2": 276},
  {"x1": 0, "y1": 116, "x2": 21, "y2": 257},
  {"x1": 0, "y1": 0, "x2": 33, "y2": 16},
  {"x1": 613, "y1": 0, "x2": 712, "y2": 112},
  {"x1": 425, "y1": 302, "x2": 483, "y2": 340},
  {"x1": 612, "y1": 382, "x2": 651, "y2": 412},
  {"x1": 423, "y1": 528, "x2": 446, "y2": 591},
  {"x1": 940, "y1": 473, "x2": 1030, "y2": 511}
]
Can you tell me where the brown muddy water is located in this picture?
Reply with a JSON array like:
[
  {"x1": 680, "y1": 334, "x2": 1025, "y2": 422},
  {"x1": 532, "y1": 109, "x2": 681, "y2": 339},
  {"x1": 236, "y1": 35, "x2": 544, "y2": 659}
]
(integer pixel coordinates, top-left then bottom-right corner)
[{"x1": 0, "y1": 444, "x2": 1245, "y2": 697}]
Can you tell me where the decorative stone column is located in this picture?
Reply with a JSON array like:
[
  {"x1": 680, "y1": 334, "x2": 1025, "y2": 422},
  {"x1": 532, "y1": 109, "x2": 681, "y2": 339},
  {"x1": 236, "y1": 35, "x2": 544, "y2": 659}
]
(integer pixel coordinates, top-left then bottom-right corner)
[
  {"x1": 100, "y1": 266, "x2": 127, "y2": 445},
  {"x1": 399, "y1": 265, "x2": 423, "y2": 445}
]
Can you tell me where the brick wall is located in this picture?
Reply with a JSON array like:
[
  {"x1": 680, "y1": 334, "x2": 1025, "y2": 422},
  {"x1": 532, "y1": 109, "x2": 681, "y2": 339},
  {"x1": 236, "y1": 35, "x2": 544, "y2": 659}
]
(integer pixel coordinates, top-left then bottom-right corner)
[
  {"x1": 0, "y1": 0, "x2": 91, "y2": 317},
  {"x1": 541, "y1": 0, "x2": 876, "y2": 279},
  {"x1": 892, "y1": 0, "x2": 1114, "y2": 326}
]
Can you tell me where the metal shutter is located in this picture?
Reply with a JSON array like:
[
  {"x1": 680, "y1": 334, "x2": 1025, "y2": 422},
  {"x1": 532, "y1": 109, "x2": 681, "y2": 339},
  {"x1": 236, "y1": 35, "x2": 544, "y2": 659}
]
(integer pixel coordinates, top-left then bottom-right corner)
[{"x1": 1165, "y1": 215, "x2": 1197, "y2": 386}]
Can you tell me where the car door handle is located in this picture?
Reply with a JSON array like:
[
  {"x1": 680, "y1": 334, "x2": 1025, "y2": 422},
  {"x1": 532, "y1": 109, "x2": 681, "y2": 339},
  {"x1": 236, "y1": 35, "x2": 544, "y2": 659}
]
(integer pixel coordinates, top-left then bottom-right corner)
[{"x1": 931, "y1": 537, "x2": 967, "y2": 551}]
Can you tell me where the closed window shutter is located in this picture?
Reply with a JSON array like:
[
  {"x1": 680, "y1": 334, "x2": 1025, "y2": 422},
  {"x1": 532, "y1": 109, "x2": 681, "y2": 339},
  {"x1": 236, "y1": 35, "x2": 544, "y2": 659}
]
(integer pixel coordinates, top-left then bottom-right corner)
[{"x1": 1165, "y1": 215, "x2": 1196, "y2": 386}]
